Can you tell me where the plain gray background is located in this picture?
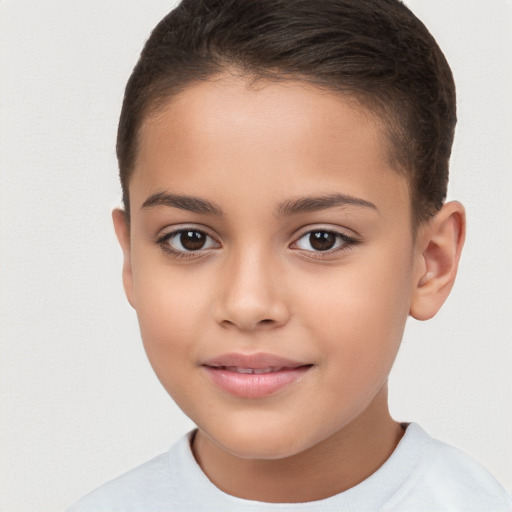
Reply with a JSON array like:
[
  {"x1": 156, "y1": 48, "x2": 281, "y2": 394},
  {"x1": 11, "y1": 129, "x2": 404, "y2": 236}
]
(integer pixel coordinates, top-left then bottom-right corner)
[{"x1": 1, "y1": 1, "x2": 511, "y2": 510}]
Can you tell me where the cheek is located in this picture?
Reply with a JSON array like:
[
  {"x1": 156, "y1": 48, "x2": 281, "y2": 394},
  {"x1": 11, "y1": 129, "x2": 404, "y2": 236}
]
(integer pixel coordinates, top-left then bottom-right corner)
[
  {"x1": 299, "y1": 249, "x2": 413, "y2": 369},
  {"x1": 132, "y1": 266, "x2": 209, "y2": 379}
]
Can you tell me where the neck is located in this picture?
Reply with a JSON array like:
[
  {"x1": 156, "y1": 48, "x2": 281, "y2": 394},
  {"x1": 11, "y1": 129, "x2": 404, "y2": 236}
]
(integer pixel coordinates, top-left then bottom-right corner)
[{"x1": 192, "y1": 386, "x2": 404, "y2": 503}]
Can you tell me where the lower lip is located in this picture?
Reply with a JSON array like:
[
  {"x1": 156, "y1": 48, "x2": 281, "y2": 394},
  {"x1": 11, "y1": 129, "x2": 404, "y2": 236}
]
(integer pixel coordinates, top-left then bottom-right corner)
[{"x1": 202, "y1": 366, "x2": 311, "y2": 398}]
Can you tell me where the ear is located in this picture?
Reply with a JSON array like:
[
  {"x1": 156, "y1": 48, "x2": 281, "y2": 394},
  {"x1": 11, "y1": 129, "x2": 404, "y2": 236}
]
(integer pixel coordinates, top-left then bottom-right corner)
[
  {"x1": 112, "y1": 208, "x2": 136, "y2": 308},
  {"x1": 410, "y1": 201, "x2": 466, "y2": 321}
]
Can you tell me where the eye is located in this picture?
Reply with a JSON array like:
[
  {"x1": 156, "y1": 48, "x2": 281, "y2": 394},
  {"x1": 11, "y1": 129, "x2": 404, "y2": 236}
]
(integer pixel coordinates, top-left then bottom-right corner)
[
  {"x1": 158, "y1": 228, "x2": 219, "y2": 255},
  {"x1": 292, "y1": 229, "x2": 357, "y2": 253}
]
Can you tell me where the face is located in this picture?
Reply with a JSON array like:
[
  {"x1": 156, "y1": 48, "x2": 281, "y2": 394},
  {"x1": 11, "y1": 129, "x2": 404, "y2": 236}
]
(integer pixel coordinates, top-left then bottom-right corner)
[{"x1": 118, "y1": 76, "x2": 424, "y2": 460}]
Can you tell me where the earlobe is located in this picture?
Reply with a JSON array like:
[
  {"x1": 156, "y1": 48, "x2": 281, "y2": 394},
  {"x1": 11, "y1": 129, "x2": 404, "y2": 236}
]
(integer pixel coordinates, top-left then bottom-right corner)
[
  {"x1": 112, "y1": 208, "x2": 136, "y2": 309},
  {"x1": 410, "y1": 201, "x2": 466, "y2": 321}
]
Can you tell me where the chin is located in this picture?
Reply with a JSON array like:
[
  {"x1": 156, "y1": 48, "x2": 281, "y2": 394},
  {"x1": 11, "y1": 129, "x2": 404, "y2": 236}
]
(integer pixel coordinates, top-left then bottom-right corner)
[{"x1": 199, "y1": 417, "x2": 324, "y2": 461}]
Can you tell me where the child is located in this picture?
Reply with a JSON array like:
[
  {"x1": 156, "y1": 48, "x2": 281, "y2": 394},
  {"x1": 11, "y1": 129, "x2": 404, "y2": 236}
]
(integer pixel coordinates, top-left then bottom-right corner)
[{"x1": 67, "y1": 0, "x2": 512, "y2": 510}]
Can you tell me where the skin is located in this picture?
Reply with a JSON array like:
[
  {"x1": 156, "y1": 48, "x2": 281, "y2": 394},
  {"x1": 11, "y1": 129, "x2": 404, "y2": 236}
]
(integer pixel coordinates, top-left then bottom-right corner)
[{"x1": 113, "y1": 75, "x2": 465, "y2": 503}]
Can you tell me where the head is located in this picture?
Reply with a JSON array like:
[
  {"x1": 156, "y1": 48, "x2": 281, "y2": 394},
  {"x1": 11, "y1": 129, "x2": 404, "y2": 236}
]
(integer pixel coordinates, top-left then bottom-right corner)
[{"x1": 112, "y1": 0, "x2": 465, "y2": 465}]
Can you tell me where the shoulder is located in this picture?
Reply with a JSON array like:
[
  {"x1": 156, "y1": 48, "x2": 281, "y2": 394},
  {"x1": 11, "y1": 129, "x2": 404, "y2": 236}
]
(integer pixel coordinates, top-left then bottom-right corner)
[
  {"x1": 65, "y1": 434, "x2": 191, "y2": 512},
  {"x1": 388, "y1": 423, "x2": 512, "y2": 511}
]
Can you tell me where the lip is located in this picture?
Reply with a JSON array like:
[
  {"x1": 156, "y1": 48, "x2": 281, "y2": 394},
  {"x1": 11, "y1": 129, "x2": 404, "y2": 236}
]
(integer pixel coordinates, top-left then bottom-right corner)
[{"x1": 201, "y1": 352, "x2": 312, "y2": 398}]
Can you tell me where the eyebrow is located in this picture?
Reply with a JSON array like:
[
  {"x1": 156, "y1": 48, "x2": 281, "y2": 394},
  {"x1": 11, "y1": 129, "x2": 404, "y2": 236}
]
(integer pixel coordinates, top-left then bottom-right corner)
[
  {"x1": 141, "y1": 192, "x2": 223, "y2": 216},
  {"x1": 141, "y1": 191, "x2": 377, "y2": 217},
  {"x1": 276, "y1": 193, "x2": 378, "y2": 216}
]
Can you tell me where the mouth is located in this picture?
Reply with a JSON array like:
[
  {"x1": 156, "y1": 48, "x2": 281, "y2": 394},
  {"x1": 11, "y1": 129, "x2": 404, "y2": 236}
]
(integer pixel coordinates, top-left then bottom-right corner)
[
  {"x1": 214, "y1": 366, "x2": 292, "y2": 374},
  {"x1": 201, "y1": 353, "x2": 313, "y2": 398}
]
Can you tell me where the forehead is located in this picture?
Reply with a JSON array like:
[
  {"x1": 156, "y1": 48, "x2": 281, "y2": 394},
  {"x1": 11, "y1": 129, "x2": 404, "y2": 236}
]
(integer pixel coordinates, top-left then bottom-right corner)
[{"x1": 131, "y1": 75, "x2": 410, "y2": 218}]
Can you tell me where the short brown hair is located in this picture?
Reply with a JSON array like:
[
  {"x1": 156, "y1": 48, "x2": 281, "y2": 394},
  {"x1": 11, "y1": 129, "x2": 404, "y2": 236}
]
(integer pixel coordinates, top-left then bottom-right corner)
[{"x1": 117, "y1": 0, "x2": 456, "y2": 226}]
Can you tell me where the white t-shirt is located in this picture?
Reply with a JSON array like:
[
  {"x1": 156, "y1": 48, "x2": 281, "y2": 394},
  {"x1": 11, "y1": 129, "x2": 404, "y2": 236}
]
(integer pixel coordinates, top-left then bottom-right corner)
[{"x1": 66, "y1": 423, "x2": 512, "y2": 511}]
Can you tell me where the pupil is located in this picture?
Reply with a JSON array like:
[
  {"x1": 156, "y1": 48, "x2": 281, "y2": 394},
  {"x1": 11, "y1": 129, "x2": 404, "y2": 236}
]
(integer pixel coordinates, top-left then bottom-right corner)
[
  {"x1": 180, "y1": 231, "x2": 206, "y2": 250},
  {"x1": 310, "y1": 231, "x2": 336, "y2": 251}
]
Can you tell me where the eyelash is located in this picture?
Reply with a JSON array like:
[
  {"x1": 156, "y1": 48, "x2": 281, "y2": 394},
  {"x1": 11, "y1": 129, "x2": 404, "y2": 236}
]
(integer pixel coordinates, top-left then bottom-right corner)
[
  {"x1": 291, "y1": 229, "x2": 359, "y2": 258},
  {"x1": 156, "y1": 227, "x2": 359, "y2": 260},
  {"x1": 156, "y1": 227, "x2": 220, "y2": 260}
]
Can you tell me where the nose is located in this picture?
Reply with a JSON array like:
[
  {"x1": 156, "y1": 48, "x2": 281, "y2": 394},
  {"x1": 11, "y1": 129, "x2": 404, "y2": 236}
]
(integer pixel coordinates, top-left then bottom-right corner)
[{"x1": 214, "y1": 248, "x2": 291, "y2": 332}]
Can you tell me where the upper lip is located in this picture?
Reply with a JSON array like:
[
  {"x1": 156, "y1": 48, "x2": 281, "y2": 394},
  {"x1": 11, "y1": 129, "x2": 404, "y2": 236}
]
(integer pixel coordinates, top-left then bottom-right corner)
[{"x1": 202, "y1": 352, "x2": 310, "y2": 369}]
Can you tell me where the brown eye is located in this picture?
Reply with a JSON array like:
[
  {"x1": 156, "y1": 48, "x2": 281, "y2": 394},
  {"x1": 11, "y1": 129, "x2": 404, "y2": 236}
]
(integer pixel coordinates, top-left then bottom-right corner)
[
  {"x1": 180, "y1": 230, "x2": 207, "y2": 250},
  {"x1": 293, "y1": 229, "x2": 356, "y2": 254},
  {"x1": 309, "y1": 231, "x2": 337, "y2": 251},
  {"x1": 159, "y1": 228, "x2": 219, "y2": 254}
]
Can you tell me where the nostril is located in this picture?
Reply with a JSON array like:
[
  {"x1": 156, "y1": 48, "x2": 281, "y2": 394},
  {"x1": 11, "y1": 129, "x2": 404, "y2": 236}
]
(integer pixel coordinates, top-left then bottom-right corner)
[{"x1": 220, "y1": 318, "x2": 275, "y2": 330}]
